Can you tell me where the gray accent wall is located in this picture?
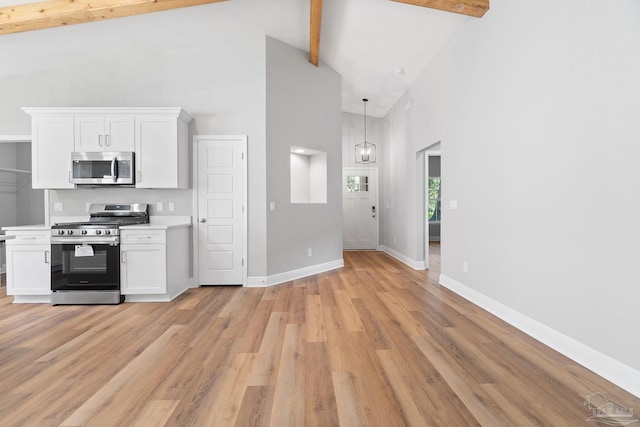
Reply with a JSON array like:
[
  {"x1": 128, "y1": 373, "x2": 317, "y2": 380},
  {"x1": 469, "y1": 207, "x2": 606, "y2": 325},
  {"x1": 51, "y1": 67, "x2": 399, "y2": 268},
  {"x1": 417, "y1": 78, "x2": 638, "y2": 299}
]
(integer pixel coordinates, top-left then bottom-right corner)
[
  {"x1": 382, "y1": 0, "x2": 640, "y2": 372},
  {"x1": 265, "y1": 37, "x2": 342, "y2": 276}
]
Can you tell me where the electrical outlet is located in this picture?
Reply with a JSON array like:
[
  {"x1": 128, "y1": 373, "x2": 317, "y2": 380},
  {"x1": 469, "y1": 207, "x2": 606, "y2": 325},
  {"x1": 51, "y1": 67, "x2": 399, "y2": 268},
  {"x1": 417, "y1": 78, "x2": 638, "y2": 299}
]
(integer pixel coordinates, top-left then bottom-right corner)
[
  {"x1": 394, "y1": 236, "x2": 397, "y2": 245},
  {"x1": 54, "y1": 202, "x2": 63, "y2": 212},
  {"x1": 308, "y1": 248, "x2": 312, "y2": 257},
  {"x1": 450, "y1": 200, "x2": 458, "y2": 210},
  {"x1": 270, "y1": 202, "x2": 276, "y2": 211},
  {"x1": 168, "y1": 202, "x2": 175, "y2": 212},
  {"x1": 156, "y1": 202, "x2": 164, "y2": 212}
]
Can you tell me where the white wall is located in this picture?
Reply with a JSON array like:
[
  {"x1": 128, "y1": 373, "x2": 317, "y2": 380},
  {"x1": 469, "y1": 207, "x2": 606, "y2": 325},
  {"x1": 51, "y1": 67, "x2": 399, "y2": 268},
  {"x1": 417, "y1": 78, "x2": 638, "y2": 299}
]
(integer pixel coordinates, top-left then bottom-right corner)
[
  {"x1": 266, "y1": 37, "x2": 342, "y2": 276},
  {"x1": 382, "y1": 0, "x2": 640, "y2": 385},
  {"x1": 290, "y1": 153, "x2": 311, "y2": 203},
  {"x1": 309, "y1": 152, "x2": 327, "y2": 203}
]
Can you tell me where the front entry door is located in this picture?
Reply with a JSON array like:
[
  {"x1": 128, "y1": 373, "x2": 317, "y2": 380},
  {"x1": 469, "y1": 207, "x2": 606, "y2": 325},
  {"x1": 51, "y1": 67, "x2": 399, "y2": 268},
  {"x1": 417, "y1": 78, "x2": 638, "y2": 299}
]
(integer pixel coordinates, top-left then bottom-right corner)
[
  {"x1": 343, "y1": 168, "x2": 378, "y2": 250},
  {"x1": 196, "y1": 136, "x2": 246, "y2": 285}
]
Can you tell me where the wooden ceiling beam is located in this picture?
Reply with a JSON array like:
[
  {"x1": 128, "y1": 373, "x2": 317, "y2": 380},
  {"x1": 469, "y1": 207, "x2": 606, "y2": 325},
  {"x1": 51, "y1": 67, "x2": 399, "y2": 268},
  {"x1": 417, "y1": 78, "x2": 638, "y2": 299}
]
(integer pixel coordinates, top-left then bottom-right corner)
[
  {"x1": 0, "y1": 0, "x2": 228, "y2": 35},
  {"x1": 309, "y1": 0, "x2": 322, "y2": 66},
  {"x1": 391, "y1": 0, "x2": 489, "y2": 18}
]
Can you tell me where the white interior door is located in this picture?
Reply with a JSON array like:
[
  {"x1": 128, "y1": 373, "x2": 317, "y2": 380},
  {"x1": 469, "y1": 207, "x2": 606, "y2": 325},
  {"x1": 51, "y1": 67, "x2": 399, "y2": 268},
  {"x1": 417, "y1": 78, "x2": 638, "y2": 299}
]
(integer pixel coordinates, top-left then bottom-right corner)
[
  {"x1": 343, "y1": 168, "x2": 378, "y2": 250},
  {"x1": 197, "y1": 137, "x2": 246, "y2": 285}
]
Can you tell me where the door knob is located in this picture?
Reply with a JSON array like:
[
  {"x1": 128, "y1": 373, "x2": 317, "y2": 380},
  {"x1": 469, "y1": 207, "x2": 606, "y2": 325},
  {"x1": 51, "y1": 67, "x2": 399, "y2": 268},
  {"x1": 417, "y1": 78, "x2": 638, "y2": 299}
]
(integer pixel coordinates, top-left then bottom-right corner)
[{"x1": 200, "y1": 218, "x2": 206, "y2": 223}]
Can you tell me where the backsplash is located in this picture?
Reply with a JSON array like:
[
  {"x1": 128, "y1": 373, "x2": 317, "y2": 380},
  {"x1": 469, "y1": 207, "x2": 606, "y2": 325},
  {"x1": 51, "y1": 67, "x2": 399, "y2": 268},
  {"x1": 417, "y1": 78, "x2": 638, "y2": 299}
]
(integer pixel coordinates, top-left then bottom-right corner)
[{"x1": 49, "y1": 188, "x2": 193, "y2": 218}]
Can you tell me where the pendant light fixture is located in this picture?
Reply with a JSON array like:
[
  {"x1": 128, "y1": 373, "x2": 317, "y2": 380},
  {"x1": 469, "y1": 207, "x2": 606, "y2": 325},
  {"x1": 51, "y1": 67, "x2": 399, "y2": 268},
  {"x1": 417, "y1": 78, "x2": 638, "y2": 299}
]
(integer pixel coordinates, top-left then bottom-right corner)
[{"x1": 355, "y1": 98, "x2": 376, "y2": 164}]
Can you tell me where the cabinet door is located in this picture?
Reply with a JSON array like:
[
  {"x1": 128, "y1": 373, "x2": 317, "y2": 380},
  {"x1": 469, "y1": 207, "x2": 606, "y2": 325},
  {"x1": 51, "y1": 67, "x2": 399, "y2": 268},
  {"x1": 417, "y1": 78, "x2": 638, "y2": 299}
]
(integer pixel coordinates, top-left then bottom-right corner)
[
  {"x1": 120, "y1": 244, "x2": 167, "y2": 294},
  {"x1": 135, "y1": 116, "x2": 178, "y2": 188},
  {"x1": 75, "y1": 116, "x2": 135, "y2": 151},
  {"x1": 6, "y1": 244, "x2": 51, "y2": 295},
  {"x1": 74, "y1": 116, "x2": 105, "y2": 151},
  {"x1": 32, "y1": 117, "x2": 75, "y2": 189},
  {"x1": 104, "y1": 116, "x2": 135, "y2": 151},
  {"x1": 135, "y1": 115, "x2": 188, "y2": 188}
]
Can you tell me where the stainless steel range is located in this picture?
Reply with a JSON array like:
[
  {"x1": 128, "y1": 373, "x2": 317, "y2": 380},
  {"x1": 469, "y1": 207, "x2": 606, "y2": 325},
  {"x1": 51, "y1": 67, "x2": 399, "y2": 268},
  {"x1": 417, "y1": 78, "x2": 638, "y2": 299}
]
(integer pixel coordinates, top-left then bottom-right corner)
[{"x1": 50, "y1": 203, "x2": 149, "y2": 305}]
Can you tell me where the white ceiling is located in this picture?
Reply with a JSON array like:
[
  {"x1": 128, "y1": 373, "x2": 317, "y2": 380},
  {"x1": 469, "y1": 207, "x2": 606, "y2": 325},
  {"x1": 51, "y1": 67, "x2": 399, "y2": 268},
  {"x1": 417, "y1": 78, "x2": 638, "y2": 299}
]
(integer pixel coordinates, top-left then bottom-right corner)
[{"x1": 0, "y1": 0, "x2": 472, "y2": 117}]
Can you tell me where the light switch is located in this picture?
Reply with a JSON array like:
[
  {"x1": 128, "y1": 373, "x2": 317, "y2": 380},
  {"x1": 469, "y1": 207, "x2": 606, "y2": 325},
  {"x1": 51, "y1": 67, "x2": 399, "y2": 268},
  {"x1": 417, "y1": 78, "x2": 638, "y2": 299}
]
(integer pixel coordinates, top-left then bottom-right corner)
[
  {"x1": 54, "y1": 202, "x2": 63, "y2": 212},
  {"x1": 168, "y1": 202, "x2": 175, "y2": 212},
  {"x1": 270, "y1": 202, "x2": 276, "y2": 211},
  {"x1": 449, "y1": 200, "x2": 458, "y2": 210},
  {"x1": 156, "y1": 202, "x2": 164, "y2": 212}
]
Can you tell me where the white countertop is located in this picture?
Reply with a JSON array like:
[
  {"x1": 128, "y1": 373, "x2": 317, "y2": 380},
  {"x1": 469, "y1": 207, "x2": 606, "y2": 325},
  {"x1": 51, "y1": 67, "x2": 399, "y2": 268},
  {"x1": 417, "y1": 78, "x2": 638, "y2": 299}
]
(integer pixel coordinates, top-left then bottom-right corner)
[
  {"x1": 121, "y1": 216, "x2": 192, "y2": 230},
  {"x1": 1, "y1": 224, "x2": 50, "y2": 232},
  {"x1": 2, "y1": 216, "x2": 191, "y2": 232}
]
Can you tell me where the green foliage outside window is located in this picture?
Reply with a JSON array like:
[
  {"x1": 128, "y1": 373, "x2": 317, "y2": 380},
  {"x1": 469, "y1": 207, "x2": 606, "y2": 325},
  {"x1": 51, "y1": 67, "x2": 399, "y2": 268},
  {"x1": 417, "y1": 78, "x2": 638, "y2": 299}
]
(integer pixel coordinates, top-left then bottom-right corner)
[{"x1": 428, "y1": 177, "x2": 441, "y2": 222}]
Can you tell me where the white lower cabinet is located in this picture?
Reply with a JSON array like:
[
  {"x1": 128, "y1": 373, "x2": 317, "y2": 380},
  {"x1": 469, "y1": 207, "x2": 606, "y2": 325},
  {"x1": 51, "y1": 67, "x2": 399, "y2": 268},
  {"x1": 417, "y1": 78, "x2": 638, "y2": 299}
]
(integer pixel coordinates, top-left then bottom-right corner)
[
  {"x1": 120, "y1": 227, "x2": 189, "y2": 300},
  {"x1": 5, "y1": 232, "x2": 51, "y2": 297}
]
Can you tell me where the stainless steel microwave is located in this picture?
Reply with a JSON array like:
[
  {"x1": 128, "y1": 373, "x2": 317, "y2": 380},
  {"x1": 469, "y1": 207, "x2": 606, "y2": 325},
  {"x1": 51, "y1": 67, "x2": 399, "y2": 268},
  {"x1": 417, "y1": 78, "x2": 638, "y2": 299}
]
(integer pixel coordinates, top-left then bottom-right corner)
[{"x1": 71, "y1": 152, "x2": 135, "y2": 185}]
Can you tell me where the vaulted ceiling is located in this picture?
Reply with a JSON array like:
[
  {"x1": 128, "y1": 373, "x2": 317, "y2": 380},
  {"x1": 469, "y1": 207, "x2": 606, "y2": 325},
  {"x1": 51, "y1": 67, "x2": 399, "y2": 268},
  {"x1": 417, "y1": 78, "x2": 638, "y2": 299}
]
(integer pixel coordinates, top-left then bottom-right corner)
[{"x1": 0, "y1": 0, "x2": 488, "y2": 117}]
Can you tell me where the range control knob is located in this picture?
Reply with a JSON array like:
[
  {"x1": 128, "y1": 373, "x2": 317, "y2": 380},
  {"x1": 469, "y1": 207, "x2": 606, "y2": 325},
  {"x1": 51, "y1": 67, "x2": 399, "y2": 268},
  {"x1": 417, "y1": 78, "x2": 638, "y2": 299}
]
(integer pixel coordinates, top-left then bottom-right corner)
[
  {"x1": 105, "y1": 230, "x2": 111, "y2": 235},
  {"x1": 67, "y1": 230, "x2": 74, "y2": 235},
  {"x1": 57, "y1": 230, "x2": 64, "y2": 235},
  {"x1": 81, "y1": 230, "x2": 88, "y2": 235},
  {"x1": 95, "y1": 230, "x2": 102, "y2": 235}
]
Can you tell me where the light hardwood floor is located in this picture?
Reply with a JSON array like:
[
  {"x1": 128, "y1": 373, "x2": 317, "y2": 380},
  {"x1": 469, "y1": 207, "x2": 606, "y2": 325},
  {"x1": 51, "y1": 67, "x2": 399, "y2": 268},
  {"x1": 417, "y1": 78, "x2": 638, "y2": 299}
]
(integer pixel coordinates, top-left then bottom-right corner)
[{"x1": 0, "y1": 246, "x2": 638, "y2": 426}]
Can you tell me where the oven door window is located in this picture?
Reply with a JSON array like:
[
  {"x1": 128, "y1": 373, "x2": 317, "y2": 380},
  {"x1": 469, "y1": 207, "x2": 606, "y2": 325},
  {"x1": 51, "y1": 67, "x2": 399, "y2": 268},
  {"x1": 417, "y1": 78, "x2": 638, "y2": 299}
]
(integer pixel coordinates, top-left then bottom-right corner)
[
  {"x1": 73, "y1": 160, "x2": 114, "y2": 179},
  {"x1": 51, "y1": 243, "x2": 120, "y2": 291}
]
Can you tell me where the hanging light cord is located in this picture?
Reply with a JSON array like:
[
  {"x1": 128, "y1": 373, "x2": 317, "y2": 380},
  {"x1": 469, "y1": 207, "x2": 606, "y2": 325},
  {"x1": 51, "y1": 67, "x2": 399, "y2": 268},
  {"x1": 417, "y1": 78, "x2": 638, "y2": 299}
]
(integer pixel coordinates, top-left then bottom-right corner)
[{"x1": 363, "y1": 98, "x2": 368, "y2": 147}]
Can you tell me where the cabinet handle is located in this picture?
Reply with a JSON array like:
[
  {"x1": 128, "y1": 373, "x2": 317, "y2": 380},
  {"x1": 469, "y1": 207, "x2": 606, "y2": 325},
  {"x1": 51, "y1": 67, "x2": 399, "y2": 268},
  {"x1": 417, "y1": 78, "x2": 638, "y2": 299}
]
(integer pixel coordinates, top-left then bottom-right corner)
[
  {"x1": 69, "y1": 171, "x2": 72, "y2": 183},
  {"x1": 44, "y1": 251, "x2": 50, "y2": 264},
  {"x1": 105, "y1": 134, "x2": 111, "y2": 146},
  {"x1": 121, "y1": 251, "x2": 126, "y2": 263},
  {"x1": 136, "y1": 171, "x2": 141, "y2": 183},
  {"x1": 98, "y1": 135, "x2": 103, "y2": 146}
]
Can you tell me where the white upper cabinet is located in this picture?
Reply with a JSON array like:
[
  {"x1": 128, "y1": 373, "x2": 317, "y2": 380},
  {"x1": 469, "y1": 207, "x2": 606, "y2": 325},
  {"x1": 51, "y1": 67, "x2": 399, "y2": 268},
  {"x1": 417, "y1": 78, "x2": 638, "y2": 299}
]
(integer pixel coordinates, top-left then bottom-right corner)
[
  {"x1": 23, "y1": 107, "x2": 192, "y2": 189},
  {"x1": 26, "y1": 112, "x2": 75, "y2": 189},
  {"x1": 135, "y1": 110, "x2": 191, "y2": 189},
  {"x1": 75, "y1": 115, "x2": 135, "y2": 152}
]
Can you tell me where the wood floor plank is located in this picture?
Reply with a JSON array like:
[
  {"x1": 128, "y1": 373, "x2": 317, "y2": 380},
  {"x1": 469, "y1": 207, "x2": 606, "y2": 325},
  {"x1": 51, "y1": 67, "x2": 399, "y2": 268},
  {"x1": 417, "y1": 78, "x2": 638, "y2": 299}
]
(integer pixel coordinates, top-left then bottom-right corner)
[
  {"x1": 59, "y1": 325, "x2": 186, "y2": 426},
  {"x1": 234, "y1": 385, "x2": 274, "y2": 427},
  {"x1": 249, "y1": 312, "x2": 288, "y2": 386},
  {"x1": 305, "y1": 294, "x2": 327, "y2": 342},
  {"x1": 305, "y1": 342, "x2": 339, "y2": 426},
  {"x1": 129, "y1": 400, "x2": 180, "y2": 427},
  {"x1": 0, "y1": 247, "x2": 637, "y2": 426},
  {"x1": 332, "y1": 371, "x2": 368, "y2": 427},
  {"x1": 269, "y1": 323, "x2": 305, "y2": 427}
]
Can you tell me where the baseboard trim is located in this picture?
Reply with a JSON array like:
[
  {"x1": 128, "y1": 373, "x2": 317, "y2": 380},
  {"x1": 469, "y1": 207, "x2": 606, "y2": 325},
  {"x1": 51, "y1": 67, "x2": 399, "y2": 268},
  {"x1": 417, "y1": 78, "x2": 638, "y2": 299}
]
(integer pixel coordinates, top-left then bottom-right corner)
[
  {"x1": 12, "y1": 295, "x2": 51, "y2": 304},
  {"x1": 439, "y1": 274, "x2": 640, "y2": 398},
  {"x1": 381, "y1": 246, "x2": 426, "y2": 270},
  {"x1": 247, "y1": 259, "x2": 344, "y2": 287}
]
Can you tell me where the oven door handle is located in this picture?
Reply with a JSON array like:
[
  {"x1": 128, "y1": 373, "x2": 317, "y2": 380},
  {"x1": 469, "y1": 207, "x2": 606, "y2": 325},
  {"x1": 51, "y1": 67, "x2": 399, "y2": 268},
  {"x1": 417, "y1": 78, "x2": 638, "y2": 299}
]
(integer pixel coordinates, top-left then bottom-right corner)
[
  {"x1": 111, "y1": 157, "x2": 117, "y2": 182},
  {"x1": 50, "y1": 237, "x2": 119, "y2": 245}
]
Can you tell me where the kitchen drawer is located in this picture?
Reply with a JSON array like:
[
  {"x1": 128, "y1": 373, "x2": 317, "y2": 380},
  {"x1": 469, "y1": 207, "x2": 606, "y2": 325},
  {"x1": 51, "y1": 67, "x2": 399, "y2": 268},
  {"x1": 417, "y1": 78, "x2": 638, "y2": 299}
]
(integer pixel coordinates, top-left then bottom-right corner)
[
  {"x1": 120, "y1": 229, "x2": 166, "y2": 244},
  {"x1": 5, "y1": 231, "x2": 50, "y2": 245}
]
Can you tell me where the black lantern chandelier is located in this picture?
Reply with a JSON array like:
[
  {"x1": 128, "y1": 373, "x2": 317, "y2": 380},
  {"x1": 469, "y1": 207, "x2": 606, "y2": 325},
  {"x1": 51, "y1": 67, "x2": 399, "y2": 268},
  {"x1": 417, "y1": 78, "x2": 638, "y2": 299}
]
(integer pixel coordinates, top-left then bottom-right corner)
[{"x1": 355, "y1": 98, "x2": 376, "y2": 164}]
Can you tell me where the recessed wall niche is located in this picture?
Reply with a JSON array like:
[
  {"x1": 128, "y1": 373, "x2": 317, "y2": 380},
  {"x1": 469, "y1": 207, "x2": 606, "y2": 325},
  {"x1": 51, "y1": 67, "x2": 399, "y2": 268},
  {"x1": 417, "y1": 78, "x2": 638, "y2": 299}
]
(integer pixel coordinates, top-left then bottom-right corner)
[{"x1": 290, "y1": 146, "x2": 327, "y2": 204}]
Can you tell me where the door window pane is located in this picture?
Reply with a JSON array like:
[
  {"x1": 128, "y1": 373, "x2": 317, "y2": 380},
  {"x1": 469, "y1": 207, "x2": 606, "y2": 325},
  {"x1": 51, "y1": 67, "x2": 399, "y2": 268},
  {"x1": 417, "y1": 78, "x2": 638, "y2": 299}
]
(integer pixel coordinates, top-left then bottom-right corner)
[{"x1": 347, "y1": 176, "x2": 369, "y2": 192}]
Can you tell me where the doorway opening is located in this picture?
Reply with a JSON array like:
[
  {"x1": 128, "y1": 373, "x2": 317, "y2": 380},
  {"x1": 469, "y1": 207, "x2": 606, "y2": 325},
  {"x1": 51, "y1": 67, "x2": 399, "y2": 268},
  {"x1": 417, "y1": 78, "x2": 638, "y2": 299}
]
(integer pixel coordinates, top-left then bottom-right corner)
[{"x1": 420, "y1": 142, "x2": 441, "y2": 270}]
